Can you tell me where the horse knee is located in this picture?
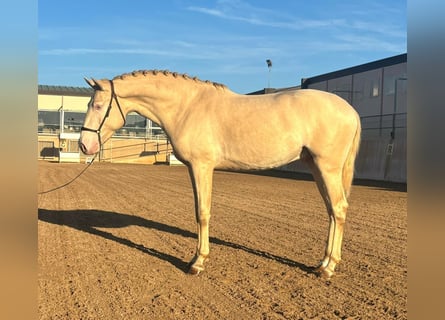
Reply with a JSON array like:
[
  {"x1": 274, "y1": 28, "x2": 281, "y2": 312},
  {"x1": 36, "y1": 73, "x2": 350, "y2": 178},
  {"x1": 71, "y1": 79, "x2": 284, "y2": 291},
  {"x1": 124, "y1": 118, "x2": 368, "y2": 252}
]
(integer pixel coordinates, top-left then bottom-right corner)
[
  {"x1": 333, "y1": 201, "x2": 348, "y2": 224},
  {"x1": 197, "y1": 213, "x2": 211, "y2": 225}
]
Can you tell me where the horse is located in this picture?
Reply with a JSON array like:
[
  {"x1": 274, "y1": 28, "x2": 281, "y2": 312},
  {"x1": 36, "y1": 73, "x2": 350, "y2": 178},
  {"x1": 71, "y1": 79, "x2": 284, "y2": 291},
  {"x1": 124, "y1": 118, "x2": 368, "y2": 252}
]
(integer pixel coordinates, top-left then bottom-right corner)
[{"x1": 79, "y1": 70, "x2": 361, "y2": 278}]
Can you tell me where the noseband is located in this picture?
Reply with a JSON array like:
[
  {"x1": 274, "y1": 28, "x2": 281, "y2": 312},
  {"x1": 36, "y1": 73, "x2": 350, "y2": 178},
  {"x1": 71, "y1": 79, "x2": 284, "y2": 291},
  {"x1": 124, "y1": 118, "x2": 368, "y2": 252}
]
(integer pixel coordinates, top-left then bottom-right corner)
[{"x1": 81, "y1": 80, "x2": 126, "y2": 148}]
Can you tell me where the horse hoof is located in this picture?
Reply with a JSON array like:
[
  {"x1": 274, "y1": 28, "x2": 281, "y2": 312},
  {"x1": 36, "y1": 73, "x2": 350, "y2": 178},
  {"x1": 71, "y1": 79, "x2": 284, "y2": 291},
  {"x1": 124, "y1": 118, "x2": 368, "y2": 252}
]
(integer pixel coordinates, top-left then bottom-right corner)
[
  {"x1": 188, "y1": 265, "x2": 203, "y2": 275},
  {"x1": 188, "y1": 259, "x2": 205, "y2": 275},
  {"x1": 314, "y1": 267, "x2": 334, "y2": 279},
  {"x1": 320, "y1": 269, "x2": 334, "y2": 279}
]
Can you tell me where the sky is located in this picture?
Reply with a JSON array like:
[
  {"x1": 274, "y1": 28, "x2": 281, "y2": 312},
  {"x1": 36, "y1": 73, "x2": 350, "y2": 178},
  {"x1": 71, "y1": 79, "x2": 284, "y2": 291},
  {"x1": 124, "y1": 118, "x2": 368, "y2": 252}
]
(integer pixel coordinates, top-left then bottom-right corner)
[{"x1": 38, "y1": 0, "x2": 406, "y2": 94}]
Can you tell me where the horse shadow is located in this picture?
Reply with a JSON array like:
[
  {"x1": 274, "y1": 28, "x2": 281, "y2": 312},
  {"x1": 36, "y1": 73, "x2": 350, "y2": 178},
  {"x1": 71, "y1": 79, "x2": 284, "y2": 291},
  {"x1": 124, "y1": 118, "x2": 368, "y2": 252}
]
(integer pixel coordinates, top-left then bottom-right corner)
[{"x1": 38, "y1": 208, "x2": 314, "y2": 274}]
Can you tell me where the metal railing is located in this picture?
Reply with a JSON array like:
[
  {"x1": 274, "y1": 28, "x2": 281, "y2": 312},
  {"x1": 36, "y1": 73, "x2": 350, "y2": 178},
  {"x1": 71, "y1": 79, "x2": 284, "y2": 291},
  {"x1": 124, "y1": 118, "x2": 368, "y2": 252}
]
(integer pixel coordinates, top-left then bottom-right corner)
[{"x1": 360, "y1": 112, "x2": 407, "y2": 138}]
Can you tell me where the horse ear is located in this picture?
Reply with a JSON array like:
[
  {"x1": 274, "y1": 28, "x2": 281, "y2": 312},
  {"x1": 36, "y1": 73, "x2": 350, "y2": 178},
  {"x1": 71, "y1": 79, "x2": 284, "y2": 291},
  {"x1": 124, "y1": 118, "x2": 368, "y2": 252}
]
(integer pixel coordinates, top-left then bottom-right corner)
[{"x1": 84, "y1": 77, "x2": 104, "y2": 91}]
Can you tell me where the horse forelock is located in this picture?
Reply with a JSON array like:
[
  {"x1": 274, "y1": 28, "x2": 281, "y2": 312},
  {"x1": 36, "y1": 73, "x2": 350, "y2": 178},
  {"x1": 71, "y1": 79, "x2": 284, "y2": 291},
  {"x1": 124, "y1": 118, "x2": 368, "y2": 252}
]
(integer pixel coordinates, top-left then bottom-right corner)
[{"x1": 112, "y1": 69, "x2": 227, "y2": 90}]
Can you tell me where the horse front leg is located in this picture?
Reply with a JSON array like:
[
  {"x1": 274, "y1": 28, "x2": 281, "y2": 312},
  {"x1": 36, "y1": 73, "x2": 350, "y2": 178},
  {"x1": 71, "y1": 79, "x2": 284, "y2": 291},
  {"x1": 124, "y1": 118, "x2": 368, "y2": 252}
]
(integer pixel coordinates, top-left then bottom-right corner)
[{"x1": 187, "y1": 163, "x2": 214, "y2": 275}]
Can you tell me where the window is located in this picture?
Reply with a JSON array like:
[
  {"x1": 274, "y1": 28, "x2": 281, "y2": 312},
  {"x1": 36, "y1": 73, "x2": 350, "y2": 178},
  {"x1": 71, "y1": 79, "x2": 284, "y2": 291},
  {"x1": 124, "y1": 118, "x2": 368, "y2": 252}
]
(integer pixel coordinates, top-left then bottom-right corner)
[
  {"x1": 38, "y1": 110, "x2": 86, "y2": 134},
  {"x1": 116, "y1": 113, "x2": 147, "y2": 137},
  {"x1": 38, "y1": 111, "x2": 59, "y2": 134},
  {"x1": 370, "y1": 80, "x2": 379, "y2": 97},
  {"x1": 64, "y1": 112, "x2": 86, "y2": 133},
  {"x1": 384, "y1": 74, "x2": 407, "y2": 96}
]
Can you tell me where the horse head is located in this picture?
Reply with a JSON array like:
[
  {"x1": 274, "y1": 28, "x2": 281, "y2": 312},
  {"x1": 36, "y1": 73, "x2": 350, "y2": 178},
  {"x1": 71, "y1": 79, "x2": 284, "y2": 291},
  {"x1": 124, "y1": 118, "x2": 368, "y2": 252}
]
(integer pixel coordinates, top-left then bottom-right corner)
[{"x1": 79, "y1": 78, "x2": 126, "y2": 155}]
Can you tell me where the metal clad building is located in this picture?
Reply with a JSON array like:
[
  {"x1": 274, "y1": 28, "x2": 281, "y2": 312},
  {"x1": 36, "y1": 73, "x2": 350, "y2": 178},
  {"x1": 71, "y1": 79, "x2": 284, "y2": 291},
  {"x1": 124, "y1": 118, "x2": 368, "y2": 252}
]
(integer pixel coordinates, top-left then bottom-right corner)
[{"x1": 286, "y1": 54, "x2": 407, "y2": 182}]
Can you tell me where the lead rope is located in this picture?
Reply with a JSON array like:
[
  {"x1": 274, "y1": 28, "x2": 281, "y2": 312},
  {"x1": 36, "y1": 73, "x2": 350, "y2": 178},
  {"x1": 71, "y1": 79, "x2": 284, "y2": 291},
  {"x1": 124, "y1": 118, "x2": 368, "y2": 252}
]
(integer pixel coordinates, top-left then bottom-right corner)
[
  {"x1": 38, "y1": 154, "x2": 97, "y2": 195},
  {"x1": 39, "y1": 80, "x2": 125, "y2": 196}
]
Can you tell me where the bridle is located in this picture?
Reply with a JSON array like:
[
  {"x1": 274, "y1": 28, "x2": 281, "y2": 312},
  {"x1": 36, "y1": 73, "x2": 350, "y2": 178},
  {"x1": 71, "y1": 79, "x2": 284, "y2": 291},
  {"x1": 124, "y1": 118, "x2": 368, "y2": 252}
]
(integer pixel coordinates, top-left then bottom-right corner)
[
  {"x1": 39, "y1": 80, "x2": 126, "y2": 195},
  {"x1": 81, "y1": 80, "x2": 126, "y2": 148}
]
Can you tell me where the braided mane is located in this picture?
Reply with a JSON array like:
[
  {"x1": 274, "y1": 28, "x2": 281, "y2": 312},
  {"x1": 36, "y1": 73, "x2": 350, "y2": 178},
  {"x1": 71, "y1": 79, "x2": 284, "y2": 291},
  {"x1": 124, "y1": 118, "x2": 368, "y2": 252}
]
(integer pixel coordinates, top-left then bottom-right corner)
[{"x1": 113, "y1": 69, "x2": 227, "y2": 90}]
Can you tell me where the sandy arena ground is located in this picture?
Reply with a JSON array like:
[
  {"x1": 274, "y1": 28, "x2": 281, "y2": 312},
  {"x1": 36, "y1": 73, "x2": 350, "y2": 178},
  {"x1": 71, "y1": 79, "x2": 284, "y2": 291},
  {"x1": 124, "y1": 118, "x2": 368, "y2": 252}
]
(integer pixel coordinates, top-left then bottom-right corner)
[{"x1": 38, "y1": 161, "x2": 407, "y2": 319}]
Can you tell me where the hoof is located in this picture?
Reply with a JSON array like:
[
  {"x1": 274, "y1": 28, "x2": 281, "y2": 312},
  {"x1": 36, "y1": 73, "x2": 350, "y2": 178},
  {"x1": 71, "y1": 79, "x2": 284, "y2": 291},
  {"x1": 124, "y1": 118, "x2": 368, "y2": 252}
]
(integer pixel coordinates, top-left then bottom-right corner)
[
  {"x1": 187, "y1": 256, "x2": 207, "y2": 275},
  {"x1": 312, "y1": 264, "x2": 335, "y2": 279},
  {"x1": 313, "y1": 257, "x2": 339, "y2": 279},
  {"x1": 318, "y1": 268, "x2": 334, "y2": 279},
  {"x1": 188, "y1": 264, "x2": 204, "y2": 275}
]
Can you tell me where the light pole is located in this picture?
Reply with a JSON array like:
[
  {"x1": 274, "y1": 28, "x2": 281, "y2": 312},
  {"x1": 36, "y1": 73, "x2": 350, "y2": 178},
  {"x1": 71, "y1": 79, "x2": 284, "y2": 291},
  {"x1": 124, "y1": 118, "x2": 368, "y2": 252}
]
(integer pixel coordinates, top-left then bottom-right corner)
[{"x1": 266, "y1": 59, "x2": 272, "y2": 89}]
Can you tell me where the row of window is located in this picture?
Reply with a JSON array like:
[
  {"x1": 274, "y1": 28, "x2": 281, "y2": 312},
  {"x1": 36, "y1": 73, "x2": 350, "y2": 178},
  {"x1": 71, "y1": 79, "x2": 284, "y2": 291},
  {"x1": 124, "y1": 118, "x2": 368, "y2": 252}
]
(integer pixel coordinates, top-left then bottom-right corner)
[{"x1": 38, "y1": 110, "x2": 165, "y2": 138}]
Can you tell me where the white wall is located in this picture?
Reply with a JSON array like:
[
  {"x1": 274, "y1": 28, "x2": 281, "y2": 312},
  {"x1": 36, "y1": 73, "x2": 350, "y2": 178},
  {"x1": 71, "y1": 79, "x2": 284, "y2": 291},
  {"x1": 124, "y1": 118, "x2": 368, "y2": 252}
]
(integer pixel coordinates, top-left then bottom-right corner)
[{"x1": 38, "y1": 94, "x2": 91, "y2": 111}]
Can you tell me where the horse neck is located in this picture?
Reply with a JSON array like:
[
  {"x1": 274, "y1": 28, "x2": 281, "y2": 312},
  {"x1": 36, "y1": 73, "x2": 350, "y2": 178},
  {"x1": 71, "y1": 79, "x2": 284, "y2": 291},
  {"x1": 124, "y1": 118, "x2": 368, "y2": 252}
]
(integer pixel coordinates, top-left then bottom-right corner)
[{"x1": 115, "y1": 77, "x2": 198, "y2": 131}]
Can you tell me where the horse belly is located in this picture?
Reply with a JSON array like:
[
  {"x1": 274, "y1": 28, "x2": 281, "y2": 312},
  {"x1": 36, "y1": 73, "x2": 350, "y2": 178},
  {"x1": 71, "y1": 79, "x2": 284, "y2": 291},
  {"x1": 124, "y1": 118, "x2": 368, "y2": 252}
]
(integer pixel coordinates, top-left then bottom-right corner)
[{"x1": 217, "y1": 130, "x2": 304, "y2": 170}]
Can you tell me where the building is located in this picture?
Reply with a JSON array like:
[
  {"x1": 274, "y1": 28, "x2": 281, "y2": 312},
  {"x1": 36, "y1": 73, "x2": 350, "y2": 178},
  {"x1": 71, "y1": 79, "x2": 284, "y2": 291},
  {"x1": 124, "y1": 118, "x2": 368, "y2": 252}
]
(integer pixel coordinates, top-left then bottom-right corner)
[
  {"x1": 301, "y1": 53, "x2": 407, "y2": 141},
  {"x1": 38, "y1": 85, "x2": 169, "y2": 164}
]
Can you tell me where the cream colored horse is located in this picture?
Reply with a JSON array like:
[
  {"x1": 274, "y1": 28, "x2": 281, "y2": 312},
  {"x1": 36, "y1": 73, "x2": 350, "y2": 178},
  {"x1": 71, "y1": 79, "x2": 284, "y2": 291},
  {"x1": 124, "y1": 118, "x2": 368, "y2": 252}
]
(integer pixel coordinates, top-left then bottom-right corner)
[{"x1": 80, "y1": 70, "x2": 361, "y2": 278}]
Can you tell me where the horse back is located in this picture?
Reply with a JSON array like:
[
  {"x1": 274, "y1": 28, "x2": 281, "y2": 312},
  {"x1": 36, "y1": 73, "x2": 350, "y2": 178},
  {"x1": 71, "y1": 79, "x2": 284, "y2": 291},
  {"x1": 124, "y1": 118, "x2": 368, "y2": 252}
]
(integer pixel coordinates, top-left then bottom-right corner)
[{"x1": 214, "y1": 89, "x2": 359, "y2": 169}]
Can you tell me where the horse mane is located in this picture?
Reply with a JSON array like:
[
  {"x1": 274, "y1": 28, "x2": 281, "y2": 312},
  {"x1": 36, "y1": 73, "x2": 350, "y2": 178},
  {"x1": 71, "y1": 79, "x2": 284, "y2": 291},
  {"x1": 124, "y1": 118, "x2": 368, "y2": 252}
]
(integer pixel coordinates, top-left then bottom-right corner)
[{"x1": 112, "y1": 70, "x2": 227, "y2": 90}]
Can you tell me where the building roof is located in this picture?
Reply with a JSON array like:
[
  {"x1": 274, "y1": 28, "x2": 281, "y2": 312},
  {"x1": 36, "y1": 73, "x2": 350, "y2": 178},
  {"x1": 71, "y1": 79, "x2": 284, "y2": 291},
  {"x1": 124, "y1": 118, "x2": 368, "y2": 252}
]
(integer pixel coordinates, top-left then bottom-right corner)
[
  {"x1": 38, "y1": 85, "x2": 94, "y2": 97},
  {"x1": 301, "y1": 53, "x2": 407, "y2": 88},
  {"x1": 247, "y1": 86, "x2": 300, "y2": 95}
]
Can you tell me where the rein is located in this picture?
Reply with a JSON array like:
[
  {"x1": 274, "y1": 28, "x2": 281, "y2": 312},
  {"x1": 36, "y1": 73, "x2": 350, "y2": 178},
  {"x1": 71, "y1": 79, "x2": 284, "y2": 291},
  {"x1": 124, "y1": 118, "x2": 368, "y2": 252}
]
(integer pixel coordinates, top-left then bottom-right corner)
[{"x1": 39, "y1": 80, "x2": 126, "y2": 195}]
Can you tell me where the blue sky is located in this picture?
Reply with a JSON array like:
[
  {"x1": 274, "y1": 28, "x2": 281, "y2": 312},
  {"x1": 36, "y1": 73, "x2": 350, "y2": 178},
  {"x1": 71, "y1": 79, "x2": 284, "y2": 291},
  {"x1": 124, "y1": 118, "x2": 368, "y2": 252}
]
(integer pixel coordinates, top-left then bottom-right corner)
[{"x1": 38, "y1": 0, "x2": 406, "y2": 94}]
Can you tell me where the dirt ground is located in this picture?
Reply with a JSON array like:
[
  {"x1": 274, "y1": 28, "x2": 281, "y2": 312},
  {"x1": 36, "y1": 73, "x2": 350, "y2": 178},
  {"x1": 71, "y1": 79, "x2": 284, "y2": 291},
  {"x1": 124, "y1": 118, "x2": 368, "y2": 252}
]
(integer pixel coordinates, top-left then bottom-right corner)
[{"x1": 38, "y1": 161, "x2": 407, "y2": 319}]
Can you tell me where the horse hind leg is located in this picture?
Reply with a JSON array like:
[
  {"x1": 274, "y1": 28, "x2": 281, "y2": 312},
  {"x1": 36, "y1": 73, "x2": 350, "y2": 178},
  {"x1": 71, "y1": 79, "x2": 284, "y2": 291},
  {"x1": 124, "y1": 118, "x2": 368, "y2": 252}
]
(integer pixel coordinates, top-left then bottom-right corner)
[{"x1": 306, "y1": 156, "x2": 348, "y2": 278}]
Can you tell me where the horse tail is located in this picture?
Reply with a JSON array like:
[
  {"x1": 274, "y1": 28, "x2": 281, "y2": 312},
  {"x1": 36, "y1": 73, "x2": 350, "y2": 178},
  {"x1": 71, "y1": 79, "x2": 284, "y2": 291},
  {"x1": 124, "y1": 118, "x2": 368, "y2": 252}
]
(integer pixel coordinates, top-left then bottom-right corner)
[{"x1": 342, "y1": 114, "x2": 361, "y2": 199}]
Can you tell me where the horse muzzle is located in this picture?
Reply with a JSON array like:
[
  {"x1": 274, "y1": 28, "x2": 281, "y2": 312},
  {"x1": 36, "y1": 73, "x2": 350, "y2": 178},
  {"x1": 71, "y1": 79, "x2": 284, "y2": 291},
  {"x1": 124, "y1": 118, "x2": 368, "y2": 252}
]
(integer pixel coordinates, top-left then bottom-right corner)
[{"x1": 79, "y1": 135, "x2": 100, "y2": 155}]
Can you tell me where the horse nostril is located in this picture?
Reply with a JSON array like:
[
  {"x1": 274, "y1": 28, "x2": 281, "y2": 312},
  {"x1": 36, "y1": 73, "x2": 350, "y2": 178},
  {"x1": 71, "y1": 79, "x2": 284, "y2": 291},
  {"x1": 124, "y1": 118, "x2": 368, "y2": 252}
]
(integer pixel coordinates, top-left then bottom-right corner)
[{"x1": 79, "y1": 142, "x2": 87, "y2": 154}]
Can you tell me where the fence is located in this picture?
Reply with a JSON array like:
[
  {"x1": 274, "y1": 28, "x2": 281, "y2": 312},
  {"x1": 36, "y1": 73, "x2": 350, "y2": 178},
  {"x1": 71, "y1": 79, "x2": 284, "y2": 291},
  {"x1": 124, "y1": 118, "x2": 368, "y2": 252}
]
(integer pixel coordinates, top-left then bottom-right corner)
[
  {"x1": 98, "y1": 137, "x2": 171, "y2": 164},
  {"x1": 361, "y1": 112, "x2": 407, "y2": 139},
  {"x1": 38, "y1": 135, "x2": 171, "y2": 165}
]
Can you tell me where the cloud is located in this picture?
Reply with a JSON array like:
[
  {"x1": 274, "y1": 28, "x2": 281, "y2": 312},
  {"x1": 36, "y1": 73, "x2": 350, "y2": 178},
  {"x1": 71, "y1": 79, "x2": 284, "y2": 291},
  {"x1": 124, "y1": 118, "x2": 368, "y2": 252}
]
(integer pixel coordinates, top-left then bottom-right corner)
[
  {"x1": 187, "y1": 4, "x2": 345, "y2": 31},
  {"x1": 332, "y1": 34, "x2": 406, "y2": 53},
  {"x1": 187, "y1": 1, "x2": 406, "y2": 43},
  {"x1": 349, "y1": 20, "x2": 406, "y2": 39},
  {"x1": 39, "y1": 46, "x2": 179, "y2": 57},
  {"x1": 188, "y1": 7, "x2": 226, "y2": 18}
]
